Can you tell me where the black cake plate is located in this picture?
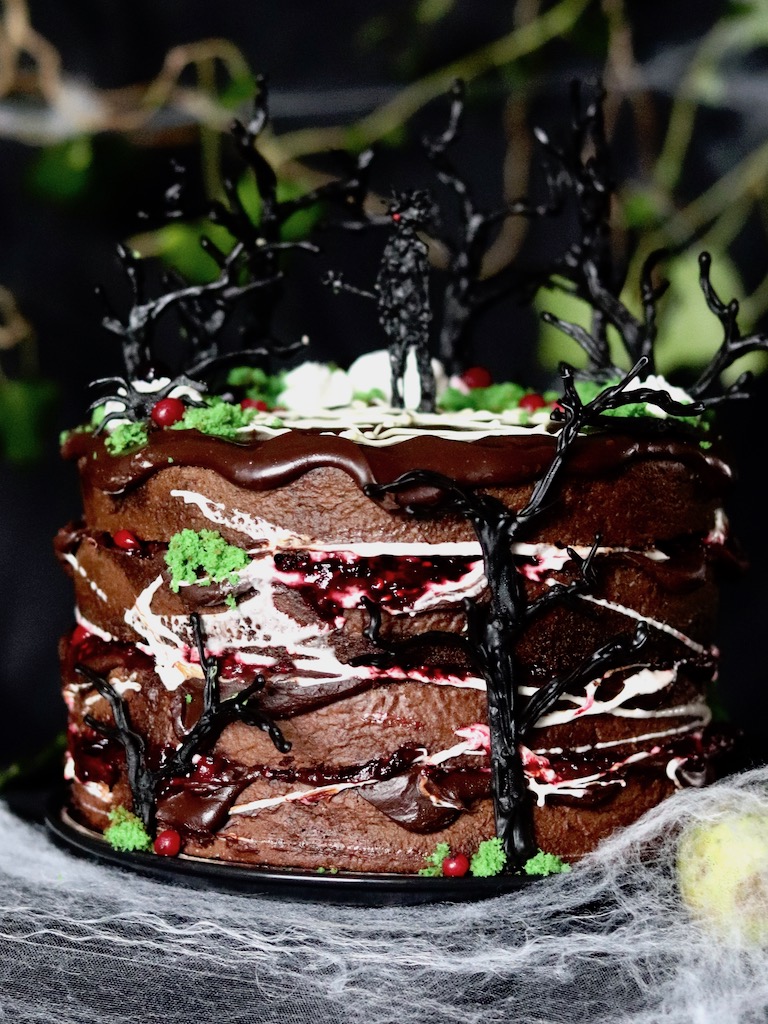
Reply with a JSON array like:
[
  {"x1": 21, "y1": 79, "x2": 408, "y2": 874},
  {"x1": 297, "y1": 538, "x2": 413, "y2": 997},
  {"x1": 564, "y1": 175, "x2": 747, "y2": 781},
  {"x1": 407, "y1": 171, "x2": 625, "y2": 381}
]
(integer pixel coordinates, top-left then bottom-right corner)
[{"x1": 45, "y1": 799, "x2": 538, "y2": 906}]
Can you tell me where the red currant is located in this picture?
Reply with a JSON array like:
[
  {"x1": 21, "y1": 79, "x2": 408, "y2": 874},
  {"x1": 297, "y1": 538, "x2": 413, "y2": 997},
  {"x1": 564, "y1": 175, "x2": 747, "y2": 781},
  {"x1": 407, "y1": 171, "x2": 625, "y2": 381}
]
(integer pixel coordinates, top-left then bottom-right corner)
[
  {"x1": 151, "y1": 397, "x2": 186, "y2": 427},
  {"x1": 241, "y1": 398, "x2": 269, "y2": 412},
  {"x1": 519, "y1": 393, "x2": 547, "y2": 413},
  {"x1": 194, "y1": 757, "x2": 216, "y2": 781},
  {"x1": 154, "y1": 829, "x2": 182, "y2": 857},
  {"x1": 442, "y1": 853, "x2": 470, "y2": 877},
  {"x1": 460, "y1": 366, "x2": 493, "y2": 390},
  {"x1": 71, "y1": 624, "x2": 91, "y2": 648},
  {"x1": 113, "y1": 529, "x2": 141, "y2": 551}
]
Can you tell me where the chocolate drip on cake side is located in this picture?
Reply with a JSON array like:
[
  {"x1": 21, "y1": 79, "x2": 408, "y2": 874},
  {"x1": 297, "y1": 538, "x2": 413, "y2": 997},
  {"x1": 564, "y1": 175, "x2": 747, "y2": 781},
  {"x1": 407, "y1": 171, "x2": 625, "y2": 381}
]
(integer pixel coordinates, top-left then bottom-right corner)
[
  {"x1": 62, "y1": 423, "x2": 732, "y2": 498},
  {"x1": 364, "y1": 360, "x2": 700, "y2": 867}
]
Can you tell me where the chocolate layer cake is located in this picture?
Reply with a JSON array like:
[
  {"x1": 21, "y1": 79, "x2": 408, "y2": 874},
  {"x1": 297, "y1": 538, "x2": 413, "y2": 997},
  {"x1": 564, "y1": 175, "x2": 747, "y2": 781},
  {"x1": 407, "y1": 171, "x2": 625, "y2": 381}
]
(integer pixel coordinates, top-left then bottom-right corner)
[{"x1": 57, "y1": 395, "x2": 732, "y2": 873}]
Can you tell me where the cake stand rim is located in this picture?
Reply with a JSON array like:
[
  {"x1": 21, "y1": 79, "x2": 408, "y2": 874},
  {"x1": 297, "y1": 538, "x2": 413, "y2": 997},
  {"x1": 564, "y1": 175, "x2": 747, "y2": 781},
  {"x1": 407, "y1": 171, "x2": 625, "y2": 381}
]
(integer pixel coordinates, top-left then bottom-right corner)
[{"x1": 44, "y1": 796, "x2": 541, "y2": 906}]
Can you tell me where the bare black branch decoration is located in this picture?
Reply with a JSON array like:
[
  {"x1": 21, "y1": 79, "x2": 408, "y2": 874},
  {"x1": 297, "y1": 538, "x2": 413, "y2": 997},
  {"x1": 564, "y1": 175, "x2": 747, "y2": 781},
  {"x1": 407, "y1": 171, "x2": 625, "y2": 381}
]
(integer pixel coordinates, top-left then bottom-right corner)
[
  {"x1": 75, "y1": 613, "x2": 288, "y2": 832},
  {"x1": 78, "y1": 663, "x2": 156, "y2": 828},
  {"x1": 359, "y1": 360, "x2": 693, "y2": 866},
  {"x1": 689, "y1": 251, "x2": 768, "y2": 401},
  {"x1": 534, "y1": 81, "x2": 617, "y2": 371},
  {"x1": 423, "y1": 79, "x2": 561, "y2": 373},
  {"x1": 96, "y1": 73, "x2": 379, "y2": 392}
]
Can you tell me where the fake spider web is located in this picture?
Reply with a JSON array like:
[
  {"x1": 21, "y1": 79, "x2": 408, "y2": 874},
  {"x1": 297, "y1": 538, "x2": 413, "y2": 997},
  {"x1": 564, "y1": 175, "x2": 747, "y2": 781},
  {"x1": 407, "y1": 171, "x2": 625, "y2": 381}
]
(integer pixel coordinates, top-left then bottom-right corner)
[{"x1": 1, "y1": 767, "x2": 767, "y2": 1024}]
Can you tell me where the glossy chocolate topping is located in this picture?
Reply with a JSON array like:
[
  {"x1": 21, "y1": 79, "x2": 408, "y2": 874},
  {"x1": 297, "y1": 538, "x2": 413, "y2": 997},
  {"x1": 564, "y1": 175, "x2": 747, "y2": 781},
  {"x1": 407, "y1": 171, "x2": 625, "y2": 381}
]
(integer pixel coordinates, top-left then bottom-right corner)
[{"x1": 62, "y1": 426, "x2": 731, "y2": 497}]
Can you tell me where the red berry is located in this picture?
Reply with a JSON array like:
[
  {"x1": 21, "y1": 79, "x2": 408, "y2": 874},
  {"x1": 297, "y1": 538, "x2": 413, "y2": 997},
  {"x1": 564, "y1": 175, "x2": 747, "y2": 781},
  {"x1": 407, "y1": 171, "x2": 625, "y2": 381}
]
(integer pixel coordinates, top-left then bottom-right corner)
[
  {"x1": 113, "y1": 529, "x2": 141, "y2": 551},
  {"x1": 71, "y1": 624, "x2": 91, "y2": 648},
  {"x1": 194, "y1": 757, "x2": 216, "y2": 781},
  {"x1": 241, "y1": 398, "x2": 269, "y2": 412},
  {"x1": 154, "y1": 829, "x2": 182, "y2": 857},
  {"x1": 519, "y1": 393, "x2": 547, "y2": 413},
  {"x1": 442, "y1": 853, "x2": 470, "y2": 877},
  {"x1": 460, "y1": 366, "x2": 493, "y2": 390},
  {"x1": 151, "y1": 397, "x2": 185, "y2": 427}
]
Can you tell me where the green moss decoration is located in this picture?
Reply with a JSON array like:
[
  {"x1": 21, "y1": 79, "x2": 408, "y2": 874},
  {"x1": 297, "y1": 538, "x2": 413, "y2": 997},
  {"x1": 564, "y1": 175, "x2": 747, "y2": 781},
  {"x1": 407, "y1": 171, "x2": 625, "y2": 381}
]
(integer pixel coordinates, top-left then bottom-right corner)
[
  {"x1": 173, "y1": 399, "x2": 255, "y2": 440},
  {"x1": 59, "y1": 423, "x2": 92, "y2": 448},
  {"x1": 227, "y1": 366, "x2": 286, "y2": 407},
  {"x1": 573, "y1": 378, "x2": 701, "y2": 426},
  {"x1": 165, "y1": 528, "x2": 249, "y2": 593},
  {"x1": 469, "y1": 837, "x2": 507, "y2": 877},
  {"x1": 439, "y1": 381, "x2": 527, "y2": 414},
  {"x1": 353, "y1": 387, "x2": 387, "y2": 404},
  {"x1": 105, "y1": 422, "x2": 149, "y2": 455},
  {"x1": 522, "y1": 849, "x2": 572, "y2": 876},
  {"x1": 418, "y1": 841, "x2": 451, "y2": 877},
  {"x1": 104, "y1": 805, "x2": 152, "y2": 852}
]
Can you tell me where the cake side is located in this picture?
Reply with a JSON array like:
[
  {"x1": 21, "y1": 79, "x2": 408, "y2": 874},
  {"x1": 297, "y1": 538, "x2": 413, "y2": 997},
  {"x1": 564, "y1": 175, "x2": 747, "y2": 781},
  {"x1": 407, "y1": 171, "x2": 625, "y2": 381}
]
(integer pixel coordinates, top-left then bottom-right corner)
[{"x1": 57, "y1": 423, "x2": 732, "y2": 871}]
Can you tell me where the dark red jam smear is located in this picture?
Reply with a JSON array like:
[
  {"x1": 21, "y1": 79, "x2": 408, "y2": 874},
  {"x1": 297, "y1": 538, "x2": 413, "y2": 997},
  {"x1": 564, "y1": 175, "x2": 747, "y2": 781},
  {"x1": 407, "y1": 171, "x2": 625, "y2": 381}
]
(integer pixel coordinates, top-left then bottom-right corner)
[
  {"x1": 68, "y1": 724, "x2": 124, "y2": 787},
  {"x1": 272, "y1": 549, "x2": 480, "y2": 619}
]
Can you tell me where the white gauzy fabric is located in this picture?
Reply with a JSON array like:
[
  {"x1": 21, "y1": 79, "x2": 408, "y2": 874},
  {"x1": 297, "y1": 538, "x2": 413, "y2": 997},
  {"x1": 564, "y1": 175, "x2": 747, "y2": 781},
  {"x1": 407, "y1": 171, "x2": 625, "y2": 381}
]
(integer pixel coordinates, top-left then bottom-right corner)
[{"x1": 1, "y1": 769, "x2": 767, "y2": 1024}]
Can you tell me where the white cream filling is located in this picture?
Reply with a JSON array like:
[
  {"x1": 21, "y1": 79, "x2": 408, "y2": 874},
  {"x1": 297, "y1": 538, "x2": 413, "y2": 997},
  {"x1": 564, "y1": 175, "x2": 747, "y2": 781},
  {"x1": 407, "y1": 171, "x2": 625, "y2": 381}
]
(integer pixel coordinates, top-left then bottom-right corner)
[{"x1": 519, "y1": 664, "x2": 692, "y2": 728}]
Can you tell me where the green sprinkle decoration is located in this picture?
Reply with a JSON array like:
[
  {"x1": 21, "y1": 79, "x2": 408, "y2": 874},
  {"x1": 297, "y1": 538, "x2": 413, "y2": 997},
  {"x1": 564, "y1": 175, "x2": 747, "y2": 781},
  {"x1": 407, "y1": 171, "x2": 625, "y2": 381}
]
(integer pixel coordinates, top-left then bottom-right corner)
[
  {"x1": 165, "y1": 528, "x2": 249, "y2": 593},
  {"x1": 418, "y1": 841, "x2": 451, "y2": 877},
  {"x1": 104, "y1": 806, "x2": 152, "y2": 853},
  {"x1": 105, "y1": 422, "x2": 149, "y2": 456},
  {"x1": 522, "y1": 850, "x2": 572, "y2": 876},
  {"x1": 173, "y1": 399, "x2": 255, "y2": 440},
  {"x1": 469, "y1": 837, "x2": 507, "y2": 877}
]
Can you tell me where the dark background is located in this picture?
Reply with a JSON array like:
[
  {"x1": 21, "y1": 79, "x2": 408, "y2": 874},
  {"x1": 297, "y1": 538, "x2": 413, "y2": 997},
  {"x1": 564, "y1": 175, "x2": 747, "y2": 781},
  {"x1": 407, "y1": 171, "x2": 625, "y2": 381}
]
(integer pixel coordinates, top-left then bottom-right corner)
[{"x1": 1, "y1": 1, "x2": 766, "y2": 776}]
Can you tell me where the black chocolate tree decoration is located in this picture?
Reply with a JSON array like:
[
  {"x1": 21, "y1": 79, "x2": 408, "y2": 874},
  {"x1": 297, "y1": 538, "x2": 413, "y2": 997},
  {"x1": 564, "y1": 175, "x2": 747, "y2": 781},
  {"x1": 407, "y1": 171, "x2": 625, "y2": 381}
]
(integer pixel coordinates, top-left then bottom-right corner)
[
  {"x1": 364, "y1": 360, "x2": 701, "y2": 865},
  {"x1": 422, "y1": 79, "x2": 560, "y2": 374},
  {"x1": 536, "y1": 81, "x2": 768, "y2": 398},
  {"x1": 91, "y1": 74, "x2": 376, "y2": 424},
  {"x1": 76, "y1": 614, "x2": 289, "y2": 832},
  {"x1": 326, "y1": 189, "x2": 437, "y2": 411}
]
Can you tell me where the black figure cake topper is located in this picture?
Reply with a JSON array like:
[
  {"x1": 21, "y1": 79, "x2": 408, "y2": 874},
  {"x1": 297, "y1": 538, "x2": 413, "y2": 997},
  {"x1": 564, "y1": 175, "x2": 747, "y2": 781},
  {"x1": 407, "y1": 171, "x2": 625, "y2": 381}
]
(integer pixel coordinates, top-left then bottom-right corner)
[{"x1": 326, "y1": 189, "x2": 437, "y2": 411}]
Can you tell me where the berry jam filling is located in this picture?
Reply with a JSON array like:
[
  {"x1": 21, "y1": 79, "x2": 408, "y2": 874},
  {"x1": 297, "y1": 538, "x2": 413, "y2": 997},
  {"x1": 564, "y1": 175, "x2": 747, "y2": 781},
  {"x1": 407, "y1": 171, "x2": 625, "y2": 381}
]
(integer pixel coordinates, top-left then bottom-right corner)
[
  {"x1": 272, "y1": 549, "x2": 481, "y2": 619},
  {"x1": 68, "y1": 725, "x2": 124, "y2": 787}
]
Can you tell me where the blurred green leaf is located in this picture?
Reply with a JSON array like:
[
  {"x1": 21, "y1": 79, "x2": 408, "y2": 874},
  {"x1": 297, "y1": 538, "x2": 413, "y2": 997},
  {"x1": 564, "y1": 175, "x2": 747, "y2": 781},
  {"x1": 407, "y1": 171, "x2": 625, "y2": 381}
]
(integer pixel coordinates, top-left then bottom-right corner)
[
  {"x1": 219, "y1": 73, "x2": 258, "y2": 110},
  {"x1": 27, "y1": 138, "x2": 93, "y2": 203},
  {"x1": 0, "y1": 377, "x2": 58, "y2": 463},
  {"x1": 147, "y1": 173, "x2": 327, "y2": 282},
  {"x1": 416, "y1": 0, "x2": 455, "y2": 25},
  {"x1": 148, "y1": 221, "x2": 235, "y2": 284},
  {"x1": 650, "y1": 253, "x2": 768, "y2": 382},
  {"x1": 356, "y1": 13, "x2": 390, "y2": 50},
  {"x1": 620, "y1": 188, "x2": 666, "y2": 232}
]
